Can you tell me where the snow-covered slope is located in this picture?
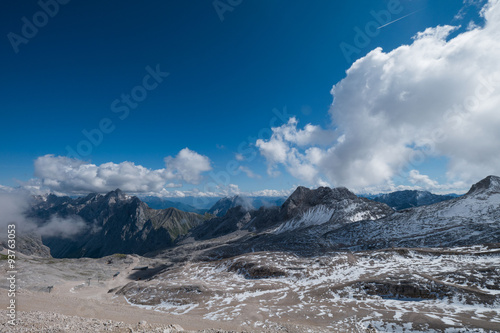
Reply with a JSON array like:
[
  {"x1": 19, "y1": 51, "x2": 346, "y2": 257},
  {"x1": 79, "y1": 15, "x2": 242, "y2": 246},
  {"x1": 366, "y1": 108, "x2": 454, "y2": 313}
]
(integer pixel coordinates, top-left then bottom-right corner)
[
  {"x1": 324, "y1": 175, "x2": 500, "y2": 250},
  {"x1": 274, "y1": 186, "x2": 393, "y2": 234},
  {"x1": 118, "y1": 245, "x2": 500, "y2": 332},
  {"x1": 275, "y1": 205, "x2": 335, "y2": 233},
  {"x1": 185, "y1": 176, "x2": 500, "y2": 258}
]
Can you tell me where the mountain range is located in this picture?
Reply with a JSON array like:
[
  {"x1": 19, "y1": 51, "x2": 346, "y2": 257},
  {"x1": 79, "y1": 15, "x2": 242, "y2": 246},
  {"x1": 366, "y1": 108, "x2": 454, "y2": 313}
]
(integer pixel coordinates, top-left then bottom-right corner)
[
  {"x1": 28, "y1": 189, "x2": 209, "y2": 258},
  {"x1": 160, "y1": 175, "x2": 500, "y2": 260},
  {"x1": 7, "y1": 175, "x2": 500, "y2": 259}
]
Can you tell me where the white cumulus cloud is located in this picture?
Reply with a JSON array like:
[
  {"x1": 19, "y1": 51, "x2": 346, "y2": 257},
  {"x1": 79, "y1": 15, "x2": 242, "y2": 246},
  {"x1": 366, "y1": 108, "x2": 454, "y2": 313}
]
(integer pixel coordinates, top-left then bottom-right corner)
[
  {"x1": 164, "y1": 148, "x2": 212, "y2": 184},
  {"x1": 256, "y1": 117, "x2": 333, "y2": 184},
  {"x1": 257, "y1": 0, "x2": 500, "y2": 191},
  {"x1": 33, "y1": 148, "x2": 212, "y2": 194}
]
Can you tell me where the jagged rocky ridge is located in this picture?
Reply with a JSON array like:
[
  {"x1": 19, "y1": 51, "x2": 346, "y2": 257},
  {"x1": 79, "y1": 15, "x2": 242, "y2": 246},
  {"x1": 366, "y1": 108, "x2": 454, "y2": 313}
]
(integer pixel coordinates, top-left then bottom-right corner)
[
  {"x1": 178, "y1": 186, "x2": 395, "y2": 258},
  {"x1": 23, "y1": 176, "x2": 500, "y2": 259},
  {"x1": 192, "y1": 186, "x2": 392, "y2": 241},
  {"x1": 173, "y1": 176, "x2": 500, "y2": 259},
  {"x1": 29, "y1": 189, "x2": 208, "y2": 258}
]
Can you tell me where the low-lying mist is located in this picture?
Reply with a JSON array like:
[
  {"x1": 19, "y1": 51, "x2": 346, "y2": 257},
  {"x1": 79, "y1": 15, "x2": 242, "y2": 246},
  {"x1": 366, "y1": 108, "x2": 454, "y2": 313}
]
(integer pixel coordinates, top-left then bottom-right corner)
[{"x1": 0, "y1": 191, "x2": 87, "y2": 241}]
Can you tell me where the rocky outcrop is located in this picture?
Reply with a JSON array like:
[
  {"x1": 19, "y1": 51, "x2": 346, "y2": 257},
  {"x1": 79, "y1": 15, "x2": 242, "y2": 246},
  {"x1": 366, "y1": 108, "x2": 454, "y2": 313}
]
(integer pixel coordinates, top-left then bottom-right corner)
[
  {"x1": 275, "y1": 186, "x2": 393, "y2": 233},
  {"x1": 0, "y1": 233, "x2": 51, "y2": 258},
  {"x1": 466, "y1": 175, "x2": 500, "y2": 195}
]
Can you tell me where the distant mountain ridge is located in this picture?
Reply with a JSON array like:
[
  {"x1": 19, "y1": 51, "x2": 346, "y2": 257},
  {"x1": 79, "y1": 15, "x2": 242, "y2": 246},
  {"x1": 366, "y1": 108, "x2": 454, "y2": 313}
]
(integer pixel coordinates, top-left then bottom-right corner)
[
  {"x1": 141, "y1": 196, "x2": 206, "y2": 214},
  {"x1": 370, "y1": 190, "x2": 457, "y2": 210},
  {"x1": 207, "y1": 195, "x2": 286, "y2": 217}
]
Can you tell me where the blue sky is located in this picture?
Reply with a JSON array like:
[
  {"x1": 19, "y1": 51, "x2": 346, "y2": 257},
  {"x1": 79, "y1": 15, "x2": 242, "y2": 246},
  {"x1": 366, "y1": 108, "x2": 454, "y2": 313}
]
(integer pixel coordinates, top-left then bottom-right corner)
[{"x1": 1, "y1": 0, "x2": 498, "y2": 197}]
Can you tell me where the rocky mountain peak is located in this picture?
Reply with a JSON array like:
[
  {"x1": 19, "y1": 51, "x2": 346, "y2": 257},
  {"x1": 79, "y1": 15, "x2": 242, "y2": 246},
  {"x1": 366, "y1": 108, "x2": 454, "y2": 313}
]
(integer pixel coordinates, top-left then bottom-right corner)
[
  {"x1": 207, "y1": 195, "x2": 255, "y2": 217},
  {"x1": 285, "y1": 186, "x2": 357, "y2": 207},
  {"x1": 280, "y1": 185, "x2": 360, "y2": 220},
  {"x1": 466, "y1": 175, "x2": 500, "y2": 195},
  {"x1": 329, "y1": 187, "x2": 358, "y2": 200},
  {"x1": 104, "y1": 188, "x2": 126, "y2": 200},
  {"x1": 81, "y1": 192, "x2": 102, "y2": 203}
]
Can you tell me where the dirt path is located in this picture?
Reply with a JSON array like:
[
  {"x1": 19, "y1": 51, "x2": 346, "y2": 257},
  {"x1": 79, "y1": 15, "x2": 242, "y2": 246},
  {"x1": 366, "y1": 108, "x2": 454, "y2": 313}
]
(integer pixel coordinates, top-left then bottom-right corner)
[{"x1": 106, "y1": 255, "x2": 140, "y2": 290}]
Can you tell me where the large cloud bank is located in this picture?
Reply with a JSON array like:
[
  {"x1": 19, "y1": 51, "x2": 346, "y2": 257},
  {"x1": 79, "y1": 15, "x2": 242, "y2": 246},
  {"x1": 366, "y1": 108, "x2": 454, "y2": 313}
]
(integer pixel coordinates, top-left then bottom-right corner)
[
  {"x1": 33, "y1": 148, "x2": 212, "y2": 194},
  {"x1": 258, "y1": 0, "x2": 500, "y2": 191}
]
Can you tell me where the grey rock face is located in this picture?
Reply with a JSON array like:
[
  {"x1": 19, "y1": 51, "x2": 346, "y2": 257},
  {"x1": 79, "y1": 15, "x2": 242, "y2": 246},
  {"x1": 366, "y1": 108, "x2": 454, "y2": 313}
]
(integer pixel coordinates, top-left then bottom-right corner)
[
  {"x1": 466, "y1": 175, "x2": 500, "y2": 195},
  {"x1": 29, "y1": 189, "x2": 207, "y2": 258},
  {"x1": 0, "y1": 233, "x2": 51, "y2": 258},
  {"x1": 278, "y1": 186, "x2": 392, "y2": 224}
]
